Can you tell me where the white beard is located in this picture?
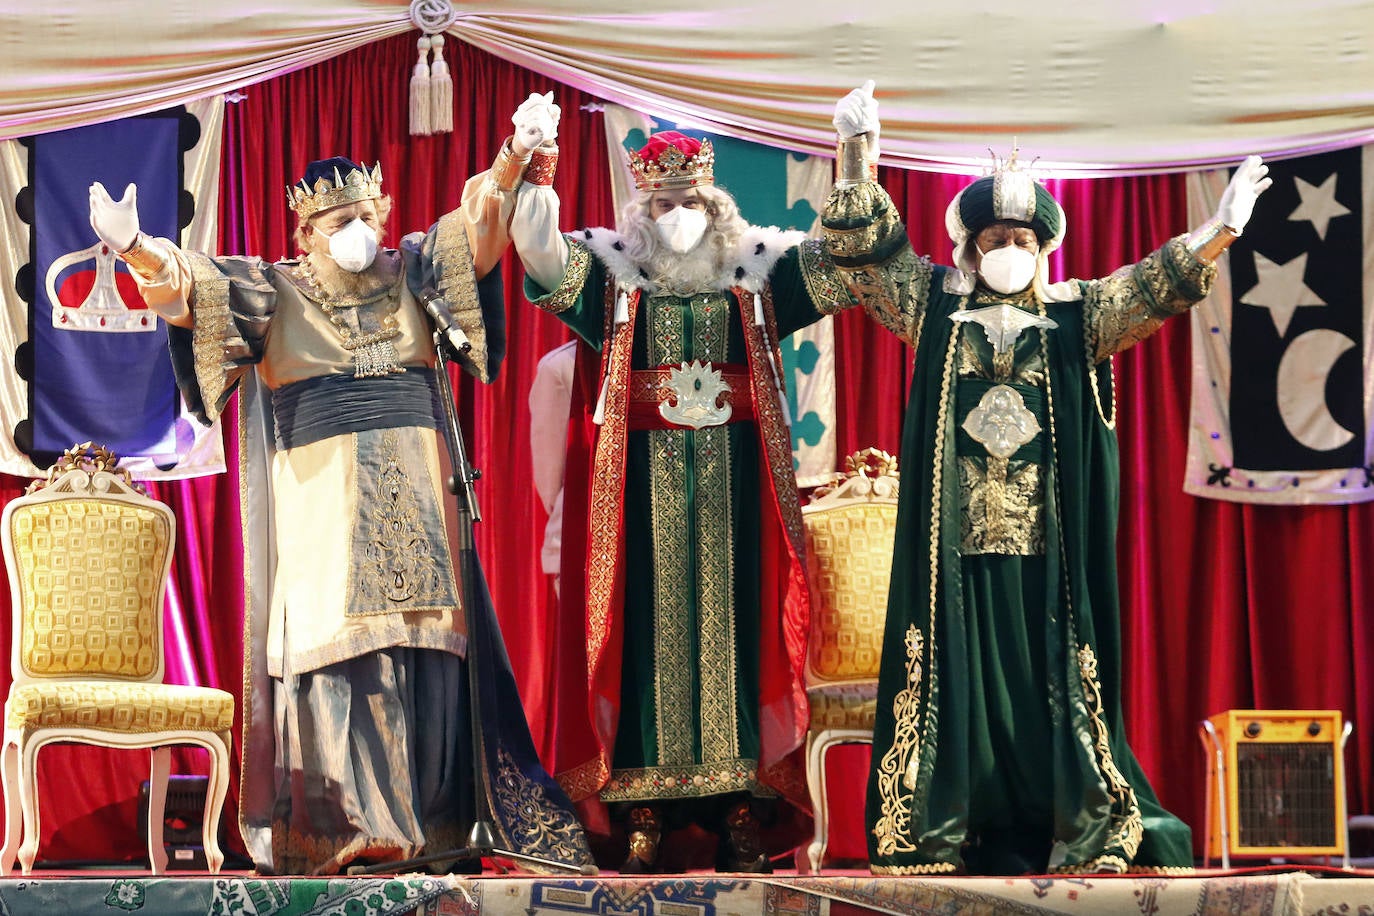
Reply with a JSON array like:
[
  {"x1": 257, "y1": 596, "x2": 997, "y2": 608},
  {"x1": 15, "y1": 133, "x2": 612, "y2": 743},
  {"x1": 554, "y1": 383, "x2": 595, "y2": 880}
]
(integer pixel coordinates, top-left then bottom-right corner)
[{"x1": 640, "y1": 234, "x2": 723, "y2": 296}]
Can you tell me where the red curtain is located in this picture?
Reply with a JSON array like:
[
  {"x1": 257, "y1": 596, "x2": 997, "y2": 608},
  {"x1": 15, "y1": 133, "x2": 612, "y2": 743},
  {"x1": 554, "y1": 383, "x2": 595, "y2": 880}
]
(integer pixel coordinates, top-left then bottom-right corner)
[{"x1": 1, "y1": 31, "x2": 1369, "y2": 866}]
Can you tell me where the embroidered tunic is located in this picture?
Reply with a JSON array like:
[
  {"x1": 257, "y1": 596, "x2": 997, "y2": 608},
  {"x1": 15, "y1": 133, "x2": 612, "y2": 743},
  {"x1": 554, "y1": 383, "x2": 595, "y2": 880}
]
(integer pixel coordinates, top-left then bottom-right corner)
[
  {"x1": 821, "y1": 178, "x2": 1214, "y2": 875},
  {"x1": 129, "y1": 168, "x2": 592, "y2": 875},
  {"x1": 526, "y1": 226, "x2": 844, "y2": 812}
]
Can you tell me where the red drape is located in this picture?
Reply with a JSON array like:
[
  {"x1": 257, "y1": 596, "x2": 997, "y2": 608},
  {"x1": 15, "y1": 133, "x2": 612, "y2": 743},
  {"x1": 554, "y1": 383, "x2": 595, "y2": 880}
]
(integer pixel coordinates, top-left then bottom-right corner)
[{"x1": 0, "y1": 32, "x2": 1368, "y2": 865}]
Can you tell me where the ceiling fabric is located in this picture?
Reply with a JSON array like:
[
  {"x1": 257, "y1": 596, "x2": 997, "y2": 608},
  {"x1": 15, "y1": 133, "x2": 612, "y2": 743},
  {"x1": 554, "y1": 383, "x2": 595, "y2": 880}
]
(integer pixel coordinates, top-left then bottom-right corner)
[{"x1": 3, "y1": 0, "x2": 1373, "y2": 175}]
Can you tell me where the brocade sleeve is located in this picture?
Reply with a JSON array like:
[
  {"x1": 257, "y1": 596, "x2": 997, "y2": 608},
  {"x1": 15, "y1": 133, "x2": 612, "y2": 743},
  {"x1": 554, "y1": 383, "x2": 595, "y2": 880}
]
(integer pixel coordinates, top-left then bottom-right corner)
[
  {"x1": 166, "y1": 252, "x2": 279, "y2": 425},
  {"x1": 1081, "y1": 235, "x2": 1217, "y2": 363},
  {"x1": 821, "y1": 179, "x2": 935, "y2": 349}
]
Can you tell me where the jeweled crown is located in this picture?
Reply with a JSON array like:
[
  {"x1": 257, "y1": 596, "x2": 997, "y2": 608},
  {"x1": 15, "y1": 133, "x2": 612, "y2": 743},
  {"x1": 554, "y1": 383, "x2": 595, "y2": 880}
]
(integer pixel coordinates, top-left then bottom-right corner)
[
  {"x1": 287, "y1": 160, "x2": 384, "y2": 219},
  {"x1": 627, "y1": 131, "x2": 715, "y2": 191}
]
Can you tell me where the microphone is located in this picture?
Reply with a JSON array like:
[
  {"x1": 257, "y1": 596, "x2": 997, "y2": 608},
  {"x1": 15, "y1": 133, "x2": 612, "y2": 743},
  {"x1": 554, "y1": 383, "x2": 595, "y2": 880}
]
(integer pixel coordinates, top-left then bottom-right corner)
[{"x1": 419, "y1": 286, "x2": 473, "y2": 357}]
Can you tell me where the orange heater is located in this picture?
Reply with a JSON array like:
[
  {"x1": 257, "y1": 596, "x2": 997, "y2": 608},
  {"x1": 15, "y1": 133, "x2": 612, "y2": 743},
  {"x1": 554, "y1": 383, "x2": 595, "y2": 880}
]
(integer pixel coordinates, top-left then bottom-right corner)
[{"x1": 1199, "y1": 709, "x2": 1352, "y2": 869}]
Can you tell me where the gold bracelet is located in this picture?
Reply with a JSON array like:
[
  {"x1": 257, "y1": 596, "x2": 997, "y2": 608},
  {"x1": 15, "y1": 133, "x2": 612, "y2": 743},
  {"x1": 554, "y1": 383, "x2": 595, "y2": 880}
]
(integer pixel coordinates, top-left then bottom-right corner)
[
  {"x1": 1185, "y1": 217, "x2": 1241, "y2": 262},
  {"x1": 119, "y1": 233, "x2": 170, "y2": 281},
  {"x1": 835, "y1": 134, "x2": 876, "y2": 187},
  {"x1": 489, "y1": 137, "x2": 532, "y2": 192},
  {"x1": 525, "y1": 143, "x2": 559, "y2": 186}
]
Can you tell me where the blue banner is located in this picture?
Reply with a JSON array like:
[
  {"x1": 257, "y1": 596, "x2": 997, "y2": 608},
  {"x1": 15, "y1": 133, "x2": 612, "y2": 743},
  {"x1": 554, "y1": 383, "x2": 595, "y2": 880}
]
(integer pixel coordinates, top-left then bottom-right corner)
[{"x1": 30, "y1": 115, "x2": 184, "y2": 457}]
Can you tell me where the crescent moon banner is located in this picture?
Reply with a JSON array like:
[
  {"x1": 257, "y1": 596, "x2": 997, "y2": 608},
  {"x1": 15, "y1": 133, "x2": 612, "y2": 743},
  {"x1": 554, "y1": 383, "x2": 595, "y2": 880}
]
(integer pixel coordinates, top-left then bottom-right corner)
[{"x1": 1185, "y1": 144, "x2": 1374, "y2": 504}]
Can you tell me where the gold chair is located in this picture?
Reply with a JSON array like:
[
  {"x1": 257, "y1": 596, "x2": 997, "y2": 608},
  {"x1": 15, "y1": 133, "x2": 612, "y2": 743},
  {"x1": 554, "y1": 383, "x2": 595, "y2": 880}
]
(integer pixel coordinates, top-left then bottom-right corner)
[
  {"x1": 0, "y1": 444, "x2": 235, "y2": 874},
  {"x1": 799, "y1": 448, "x2": 898, "y2": 873}
]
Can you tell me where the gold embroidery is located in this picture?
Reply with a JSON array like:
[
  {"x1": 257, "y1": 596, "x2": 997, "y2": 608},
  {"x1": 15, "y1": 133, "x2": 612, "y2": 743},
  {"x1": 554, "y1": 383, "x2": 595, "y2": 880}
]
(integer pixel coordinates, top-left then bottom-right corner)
[
  {"x1": 646, "y1": 293, "x2": 740, "y2": 767},
  {"x1": 957, "y1": 456, "x2": 1045, "y2": 556},
  {"x1": 648, "y1": 425, "x2": 695, "y2": 764},
  {"x1": 872, "y1": 624, "x2": 924, "y2": 857},
  {"x1": 432, "y1": 210, "x2": 492, "y2": 381},
  {"x1": 695, "y1": 424, "x2": 738, "y2": 761},
  {"x1": 492, "y1": 748, "x2": 594, "y2": 868},
  {"x1": 871, "y1": 861, "x2": 960, "y2": 875},
  {"x1": 823, "y1": 181, "x2": 933, "y2": 348},
  {"x1": 600, "y1": 757, "x2": 766, "y2": 801},
  {"x1": 584, "y1": 288, "x2": 638, "y2": 675},
  {"x1": 1077, "y1": 643, "x2": 1145, "y2": 863},
  {"x1": 1083, "y1": 236, "x2": 1217, "y2": 364},
  {"x1": 555, "y1": 756, "x2": 610, "y2": 804},
  {"x1": 349, "y1": 430, "x2": 455, "y2": 616},
  {"x1": 187, "y1": 255, "x2": 237, "y2": 424},
  {"x1": 530, "y1": 238, "x2": 592, "y2": 316},
  {"x1": 738, "y1": 286, "x2": 808, "y2": 561},
  {"x1": 797, "y1": 238, "x2": 856, "y2": 315}
]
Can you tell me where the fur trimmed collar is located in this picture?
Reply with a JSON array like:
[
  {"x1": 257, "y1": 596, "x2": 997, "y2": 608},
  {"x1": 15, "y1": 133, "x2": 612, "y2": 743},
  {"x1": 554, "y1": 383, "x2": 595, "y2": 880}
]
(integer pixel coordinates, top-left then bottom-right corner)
[{"x1": 573, "y1": 225, "x2": 807, "y2": 295}]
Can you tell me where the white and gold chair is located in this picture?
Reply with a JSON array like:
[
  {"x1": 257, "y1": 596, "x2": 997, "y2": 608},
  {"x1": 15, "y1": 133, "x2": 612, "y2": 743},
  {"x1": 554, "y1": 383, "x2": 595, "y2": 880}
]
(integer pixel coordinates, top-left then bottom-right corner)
[
  {"x1": 799, "y1": 448, "x2": 898, "y2": 873},
  {"x1": 0, "y1": 444, "x2": 235, "y2": 874}
]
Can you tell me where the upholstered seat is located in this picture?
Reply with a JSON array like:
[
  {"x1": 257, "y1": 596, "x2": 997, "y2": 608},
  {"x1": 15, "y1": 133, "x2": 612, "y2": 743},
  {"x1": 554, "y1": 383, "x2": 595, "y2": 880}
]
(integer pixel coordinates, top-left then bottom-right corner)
[
  {"x1": 799, "y1": 448, "x2": 898, "y2": 873},
  {"x1": 1, "y1": 444, "x2": 235, "y2": 875}
]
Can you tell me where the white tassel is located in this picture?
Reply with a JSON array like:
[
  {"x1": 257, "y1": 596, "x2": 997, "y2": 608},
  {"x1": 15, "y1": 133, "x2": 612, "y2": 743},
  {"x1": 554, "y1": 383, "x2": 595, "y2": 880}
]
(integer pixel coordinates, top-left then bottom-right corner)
[
  {"x1": 754, "y1": 293, "x2": 793, "y2": 427},
  {"x1": 409, "y1": 36, "x2": 432, "y2": 136},
  {"x1": 594, "y1": 289, "x2": 630, "y2": 426},
  {"x1": 429, "y1": 33, "x2": 453, "y2": 134},
  {"x1": 592, "y1": 377, "x2": 610, "y2": 426}
]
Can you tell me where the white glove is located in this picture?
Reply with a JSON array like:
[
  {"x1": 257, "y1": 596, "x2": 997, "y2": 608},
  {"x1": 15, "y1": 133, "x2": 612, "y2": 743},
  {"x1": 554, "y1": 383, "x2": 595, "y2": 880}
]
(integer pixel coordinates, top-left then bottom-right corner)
[
  {"x1": 89, "y1": 182, "x2": 140, "y2": 253},
  {"x1": 512, "y1": 91, "x2": 561, "y2": 154},
  {"x1": 833, "y1": 80, "x2": 879, "y2": 140},
  {"x1": 1216, "y1": 155, "x2": 1273, "y2": 233}
]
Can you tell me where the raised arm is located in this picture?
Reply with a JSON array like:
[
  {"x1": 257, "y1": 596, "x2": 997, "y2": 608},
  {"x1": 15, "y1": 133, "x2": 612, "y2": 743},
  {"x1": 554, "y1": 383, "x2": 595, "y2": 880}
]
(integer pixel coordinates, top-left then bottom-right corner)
[
  {"x1": 89, "y1": 181, "x2": 194, "y2": 325},
  {"x1": 820, "y1": 82, "x2": 934, "y2": 348},
  {"x1": 1082, "y1": 155, "x2": 1272, "y2": 362},
  {"x1": 456, "y1": 91, "x2": 562, "y2": 279}
]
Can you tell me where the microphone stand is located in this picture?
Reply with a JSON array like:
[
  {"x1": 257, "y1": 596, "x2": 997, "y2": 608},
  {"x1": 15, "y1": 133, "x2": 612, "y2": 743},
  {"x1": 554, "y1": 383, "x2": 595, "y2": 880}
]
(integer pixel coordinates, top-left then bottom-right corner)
[{"x1": 348, "y1": 317, "x2": 585, "y2": 877}]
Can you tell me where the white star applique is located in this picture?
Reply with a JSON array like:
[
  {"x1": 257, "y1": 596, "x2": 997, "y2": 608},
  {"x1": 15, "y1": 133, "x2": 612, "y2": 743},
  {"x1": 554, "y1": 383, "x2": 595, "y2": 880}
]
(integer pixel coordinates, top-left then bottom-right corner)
[
  {"x1": 1289, "y1": 173, "x2": 1350, "y2": 241},
  {"x1": 1238, "y1": 251, "x2": 1326, "y2": 338}
]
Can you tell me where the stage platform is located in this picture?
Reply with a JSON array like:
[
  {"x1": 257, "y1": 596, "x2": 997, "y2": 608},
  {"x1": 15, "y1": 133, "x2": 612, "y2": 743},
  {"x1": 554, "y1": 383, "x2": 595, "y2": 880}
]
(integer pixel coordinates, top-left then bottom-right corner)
[{"x1": 1, "y1": 866, "x2": 1371, "y2": 916}]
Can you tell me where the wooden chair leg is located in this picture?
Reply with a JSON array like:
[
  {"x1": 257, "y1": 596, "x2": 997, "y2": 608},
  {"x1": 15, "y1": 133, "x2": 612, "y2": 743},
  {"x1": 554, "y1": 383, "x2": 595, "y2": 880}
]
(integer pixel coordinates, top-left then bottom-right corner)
[
  {"x1": 202, "y1": 735, "x2": 230, "y2": 874},
  {"x1": 805, "y1": 731, "x2": 831, "y2": 874},
  {"x1": 0, "y1": 740, "x2": 20, "y2": 876},
  {"x1": 147, "y1": 747, "x2": 171, "y2": 874},
  {"x1": 17, "y1": 739, "x2": 43, "y2": 875}
]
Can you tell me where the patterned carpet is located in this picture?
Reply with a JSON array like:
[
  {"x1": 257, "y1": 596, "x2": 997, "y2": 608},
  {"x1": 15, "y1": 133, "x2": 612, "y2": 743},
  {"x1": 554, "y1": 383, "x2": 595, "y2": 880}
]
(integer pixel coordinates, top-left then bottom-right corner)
[{"x1": 1, "y1": 869, "x2": 1371, "y2": 916}]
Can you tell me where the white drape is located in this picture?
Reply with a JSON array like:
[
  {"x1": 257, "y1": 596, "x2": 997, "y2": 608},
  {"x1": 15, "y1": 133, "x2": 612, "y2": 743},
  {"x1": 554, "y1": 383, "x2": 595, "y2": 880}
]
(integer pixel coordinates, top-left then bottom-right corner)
[{"x1": 2, "y1": 1, "x2": 1372, "y2": 175}]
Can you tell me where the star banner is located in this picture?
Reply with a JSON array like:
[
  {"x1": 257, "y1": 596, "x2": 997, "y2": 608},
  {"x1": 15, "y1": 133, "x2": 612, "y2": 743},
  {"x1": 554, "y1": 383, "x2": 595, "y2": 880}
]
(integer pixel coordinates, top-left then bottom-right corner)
[
  {"x1": 601, "y1": 104, "x2": 838, "y2": 486},
  {"x1": 1185, "y1": 145, "x2": 1374, "y2": 503}
]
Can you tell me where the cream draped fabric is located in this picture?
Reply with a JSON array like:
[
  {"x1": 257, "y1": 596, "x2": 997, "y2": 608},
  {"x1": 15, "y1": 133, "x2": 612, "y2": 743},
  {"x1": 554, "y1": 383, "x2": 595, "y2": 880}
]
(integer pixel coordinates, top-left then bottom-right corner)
[{"x1": 0, "y1": 1, "x2": 1373, "y2": 174}]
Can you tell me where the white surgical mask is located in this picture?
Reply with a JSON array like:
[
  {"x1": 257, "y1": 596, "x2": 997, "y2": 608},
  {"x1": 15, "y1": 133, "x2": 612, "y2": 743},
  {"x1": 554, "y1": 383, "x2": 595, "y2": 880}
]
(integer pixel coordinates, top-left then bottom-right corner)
[
  {"x1": 977, "y1": 244, "x2": 1038, "y2": 294},
  {"x1": 319, "y1": 218, "x2": 378, "y2": 273},
  {"x1": 655, "y1": 206, "x2": 708, "y2": 254}
]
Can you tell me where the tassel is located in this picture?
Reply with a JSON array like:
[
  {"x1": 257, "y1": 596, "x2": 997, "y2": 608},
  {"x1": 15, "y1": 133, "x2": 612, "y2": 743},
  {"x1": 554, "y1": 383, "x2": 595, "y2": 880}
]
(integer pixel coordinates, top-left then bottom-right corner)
[
  {"x1": 614, "y1": 289, "x2": 629, "y2": 325},
  {"x1": 429, "y1": 33, "x2": 453, "y2": 134},
  {"x1": 592, "y1": 376, "x2": 610, "y2": 426},
  {"x1": 754, "y1": 293, "x2": 793, "y2": 427},
  {"x1": 409, "y1": 36, "x2": 432, "y2": 137}
]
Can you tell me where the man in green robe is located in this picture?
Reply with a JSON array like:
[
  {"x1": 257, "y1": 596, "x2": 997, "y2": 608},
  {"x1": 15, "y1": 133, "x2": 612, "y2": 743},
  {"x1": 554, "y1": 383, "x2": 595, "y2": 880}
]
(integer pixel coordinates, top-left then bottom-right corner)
[
  {"x1": 512, "y1": 127, "x2": 855, "y2": 872},
  {"x1": 820, "y1": 83, "x2": 1271, "y2": 875}
]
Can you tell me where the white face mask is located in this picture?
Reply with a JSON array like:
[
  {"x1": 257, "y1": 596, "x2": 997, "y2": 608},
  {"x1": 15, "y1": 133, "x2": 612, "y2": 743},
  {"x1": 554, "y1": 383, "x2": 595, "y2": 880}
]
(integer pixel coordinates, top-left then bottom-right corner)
[
  {"x1": 977, "y1": 244, "x2": 1039, "y2": 294},
  {"x1": 318, "y1": 217, "x2": 378, "y2": 273},
  {"x1": 655, "y1": 205, "x2": 709, "y2": 254}
]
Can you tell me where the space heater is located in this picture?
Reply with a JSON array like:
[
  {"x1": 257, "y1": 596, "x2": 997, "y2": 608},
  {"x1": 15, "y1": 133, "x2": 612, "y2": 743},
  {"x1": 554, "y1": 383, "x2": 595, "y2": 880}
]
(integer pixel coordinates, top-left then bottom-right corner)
[{"x1": 1199, "y1": 709, "x2": 1352, "y2": 868}]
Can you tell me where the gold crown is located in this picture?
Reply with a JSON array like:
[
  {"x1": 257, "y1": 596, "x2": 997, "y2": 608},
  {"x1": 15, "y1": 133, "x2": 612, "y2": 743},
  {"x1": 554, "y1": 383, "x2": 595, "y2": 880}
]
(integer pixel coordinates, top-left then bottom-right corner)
[
  {"x1": 627, "y1": 138, "x2": 715, "y2": 190},
  {"x1": 286, "y1": 162, "x2": 384, "y2": 219}
]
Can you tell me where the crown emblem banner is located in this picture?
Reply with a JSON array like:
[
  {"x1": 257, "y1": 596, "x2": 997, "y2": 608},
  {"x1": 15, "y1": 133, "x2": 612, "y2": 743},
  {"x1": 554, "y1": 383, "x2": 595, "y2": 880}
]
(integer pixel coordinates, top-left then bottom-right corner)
[
  {"x1": 0, "y1": 102, "x2": 226, "y2": 479},
  {"x1": 1184, "y1": 144, "x2": 1374, "y2": 504}
]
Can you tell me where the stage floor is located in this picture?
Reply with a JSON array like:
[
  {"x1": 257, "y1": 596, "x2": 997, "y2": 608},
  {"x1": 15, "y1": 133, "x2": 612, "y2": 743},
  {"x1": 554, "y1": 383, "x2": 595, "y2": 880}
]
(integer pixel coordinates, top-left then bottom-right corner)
[{"x1": 1, "y1": 866, "x2": 1371, "y2": 916}]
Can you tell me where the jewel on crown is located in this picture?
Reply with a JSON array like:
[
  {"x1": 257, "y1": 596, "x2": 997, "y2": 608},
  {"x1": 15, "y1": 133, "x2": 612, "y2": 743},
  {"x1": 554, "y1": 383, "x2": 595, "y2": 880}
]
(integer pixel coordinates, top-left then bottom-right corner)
[
  {"x1": 286, "y1": 162, "x2": 384, "y2": 219},
  {"x1": 627, "y1": 133, "x2": 715, "y2": 191}
]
